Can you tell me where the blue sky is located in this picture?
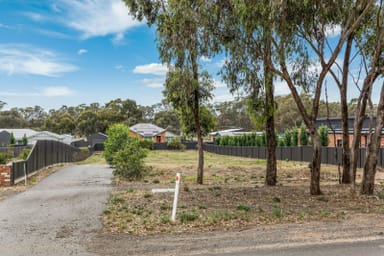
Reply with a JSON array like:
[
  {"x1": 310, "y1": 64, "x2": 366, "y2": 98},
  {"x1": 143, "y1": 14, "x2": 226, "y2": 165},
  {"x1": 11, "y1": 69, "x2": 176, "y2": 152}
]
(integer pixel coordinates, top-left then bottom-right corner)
[
  {"x1": 0, "y1": 0, "x2": 381, "y2": 111},
  {"x1": 0, "y1": 0, "x2": 232, "y2": 111}
]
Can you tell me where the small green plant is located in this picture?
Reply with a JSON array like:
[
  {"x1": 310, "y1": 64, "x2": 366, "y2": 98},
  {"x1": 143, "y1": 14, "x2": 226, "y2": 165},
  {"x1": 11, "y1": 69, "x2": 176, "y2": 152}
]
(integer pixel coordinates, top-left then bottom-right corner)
[
  {"x1": 126, "y1": 188, "x2": 136, "y2": 193},
  {"x1": 272, "y1": 206, "x2": 284, "y2": 218},
  {"x1": 272, "y1": 196, "x2": 281, "y2": 203},
  {"x1": 160, "y1": 204, "x2": 171, "y2": 211},
  {"x1": 152, "y1": 179, "x2": 160, "y2": 184},
  {"x1": 111, "y1": 195, "x2": 124, "y2": 204},
  {"x1": 237, "y1": 204, "x2": 251, "y2": 212},
  {"x1": 160, "y1": 214, "x2": 170, "y2": 224},
  {"x1": 179, "y1": 211, "x2": 199, "y2": 223},
  {"x1": 376, "y1": 190, "x2": 384, "y2": 200},
  {"x1": 144, "y1": 192, "x2": 152, "y2": 198},
  {"x1": 183, "y1": 185, "x2": 190, "y2": 192},
  {"x1": 198, "y1": 205, "x2": 207, "y2": 209}
]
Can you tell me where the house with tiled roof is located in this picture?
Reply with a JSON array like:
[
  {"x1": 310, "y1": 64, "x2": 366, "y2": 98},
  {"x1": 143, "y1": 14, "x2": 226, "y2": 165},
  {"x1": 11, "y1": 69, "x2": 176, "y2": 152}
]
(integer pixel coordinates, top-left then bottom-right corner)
[{"x1": 130, "y1": 123, "x2": 166, "y2": 143}]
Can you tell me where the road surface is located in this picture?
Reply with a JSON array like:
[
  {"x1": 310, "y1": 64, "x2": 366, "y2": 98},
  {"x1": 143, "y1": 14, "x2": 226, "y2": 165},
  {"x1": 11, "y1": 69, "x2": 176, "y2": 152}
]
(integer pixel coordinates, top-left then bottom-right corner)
[{"x1": 0, "y1": 165, "x2": 113, "y2": 256}]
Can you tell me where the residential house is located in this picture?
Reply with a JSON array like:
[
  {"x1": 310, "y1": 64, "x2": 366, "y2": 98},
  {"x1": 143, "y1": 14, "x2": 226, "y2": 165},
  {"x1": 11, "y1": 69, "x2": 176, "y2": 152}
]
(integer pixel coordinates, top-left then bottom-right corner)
[
  {"x1": 208, "y1": 128, "x2": 251, "y2": 142},
  {"x1": 130, "y1": 123, "x2": 166, "y2": 143},
  {"x1": 0, "y1": 128, "x2": 77, "y2": 146},
  {"x1": 88, "y1": 132, "x2": 108, "y2": 151},
  {"x1": 316, "y1": 116, "x2": 384, "y2": 148}
]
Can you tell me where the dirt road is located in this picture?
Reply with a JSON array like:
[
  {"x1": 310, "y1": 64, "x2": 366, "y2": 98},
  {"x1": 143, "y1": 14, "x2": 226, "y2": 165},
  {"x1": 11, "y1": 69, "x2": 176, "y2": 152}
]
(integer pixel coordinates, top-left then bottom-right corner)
[{"x1": 0, "y1": 165, "x2": 113, "y2": 256}]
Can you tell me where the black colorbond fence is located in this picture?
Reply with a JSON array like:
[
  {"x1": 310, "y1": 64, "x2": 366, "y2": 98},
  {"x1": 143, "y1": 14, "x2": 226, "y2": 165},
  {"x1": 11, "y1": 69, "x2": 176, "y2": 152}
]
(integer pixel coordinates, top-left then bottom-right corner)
[
  {"x1": 12, "y1": 140, "x2": 88, "y2": 184},
  {"x1": 204, "y1": 144, "x2": 384, "y2": 168},
  {"x1": 153, "y1": 142, "x2": 198, "y2": 150}
]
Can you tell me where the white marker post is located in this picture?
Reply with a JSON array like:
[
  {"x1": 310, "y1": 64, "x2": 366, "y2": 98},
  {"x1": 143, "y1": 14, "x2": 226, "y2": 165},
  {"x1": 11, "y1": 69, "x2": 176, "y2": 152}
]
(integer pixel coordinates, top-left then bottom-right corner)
[{"x1": 171, "y1": 173, "x2": 181, "y2": 222}]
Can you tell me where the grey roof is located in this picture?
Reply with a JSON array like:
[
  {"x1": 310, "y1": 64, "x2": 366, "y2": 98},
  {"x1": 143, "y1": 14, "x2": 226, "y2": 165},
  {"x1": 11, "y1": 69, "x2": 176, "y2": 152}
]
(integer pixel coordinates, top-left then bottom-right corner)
[{"x1": 130, "y1": 123, "x2": 166, "y2": 137}]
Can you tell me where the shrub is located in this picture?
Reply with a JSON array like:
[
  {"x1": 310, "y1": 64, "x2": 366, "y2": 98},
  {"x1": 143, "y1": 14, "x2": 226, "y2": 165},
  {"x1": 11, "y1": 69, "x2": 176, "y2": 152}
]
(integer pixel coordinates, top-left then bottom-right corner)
[
  {"x1": 19, "y1": 148, "x2": 31, "y2": 160},
  {"x1": 300, "y1": 125, "x2": 309, "y2": 146},
  {"x1": 318, "y1": 125, "x2": 329, "y2": 147},
  {"x1": 167, "y1": 137, "x2": 186, "y2": 150},
  {"x1": 113, "y1": 137, "x2": 148, "y2": 180},
  {"x1": 0, "y1": 152, "x2": 7, "y2": 164},
  {"x1": 139, "y1": 139, "x2": 153, "y2": 150},
  {"x1": 22, "y1": 134, "x2": 28, "y2": 146},
  {"x1": 104, "y1": 123, "x2": 130, "y2": 165}
]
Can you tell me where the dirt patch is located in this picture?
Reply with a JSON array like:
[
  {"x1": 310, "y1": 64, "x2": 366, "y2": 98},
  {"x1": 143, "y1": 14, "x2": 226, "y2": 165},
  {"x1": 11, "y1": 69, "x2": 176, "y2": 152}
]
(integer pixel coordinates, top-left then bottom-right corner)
[{"x1": 103, "y1": 151, "x2": 384, "y2": 236}]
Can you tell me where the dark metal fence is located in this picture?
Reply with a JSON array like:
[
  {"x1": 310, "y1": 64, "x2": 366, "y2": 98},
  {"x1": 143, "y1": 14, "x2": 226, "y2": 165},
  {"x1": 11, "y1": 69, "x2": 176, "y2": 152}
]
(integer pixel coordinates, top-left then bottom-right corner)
[
  {"x1": 12, "y1": 140, "x2": 88, "y2": 184},
  {"x1": 153, "y1": 142, "x2": 198, "y2": 150},
  {"x1": 204, "y1": 144, "x2": 384, "y2": 168}
]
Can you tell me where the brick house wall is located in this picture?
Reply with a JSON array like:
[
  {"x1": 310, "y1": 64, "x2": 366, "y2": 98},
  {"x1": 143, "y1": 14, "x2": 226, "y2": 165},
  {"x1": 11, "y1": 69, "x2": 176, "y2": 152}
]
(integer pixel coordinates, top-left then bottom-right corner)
[
  {"x1": 0, "y1": 165, "x2": 13, "y2": 186},
  {"x1": 328, "y1": 133, "x2": 384, "y2": 148}
]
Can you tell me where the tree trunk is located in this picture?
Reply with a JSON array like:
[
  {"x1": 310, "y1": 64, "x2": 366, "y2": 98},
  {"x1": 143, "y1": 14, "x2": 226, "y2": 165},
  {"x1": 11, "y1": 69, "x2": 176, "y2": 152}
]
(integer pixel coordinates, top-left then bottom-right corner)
[
  {"x1": 350, "y1": 73, "x2": 377, "y2": 188},
  {"x1": 191, "y1": 54, "x2": 204, "y2": 185},
  {"x1": 265, "y1": 89, "x2": 277, "y2": 186},
  {"x1": 264, "y1": 21, "x2": 277, "y2": 186},
  {"x1": 361, "y1": 84, "x2": 384, "y2": 195},
  {"x1": 340, "y1": 36, "x2": 353, "y2": 184},
  {"x1": 310, "y1": 127, "x2": 322, "y2": 195}
]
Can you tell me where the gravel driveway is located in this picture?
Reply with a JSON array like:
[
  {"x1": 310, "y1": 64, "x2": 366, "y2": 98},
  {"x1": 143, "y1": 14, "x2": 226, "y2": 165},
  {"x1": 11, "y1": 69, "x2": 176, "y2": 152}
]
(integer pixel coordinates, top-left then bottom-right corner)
[{"x1": 0, "y1": 165, "x2": 112, "y2": 256}]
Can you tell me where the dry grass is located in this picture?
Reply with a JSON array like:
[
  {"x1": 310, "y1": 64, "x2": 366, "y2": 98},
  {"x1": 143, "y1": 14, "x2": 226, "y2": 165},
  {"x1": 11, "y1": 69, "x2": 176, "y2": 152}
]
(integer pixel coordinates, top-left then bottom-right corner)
[{"x1": 104, "y1": 150, "x2": 384, "y2": 235}]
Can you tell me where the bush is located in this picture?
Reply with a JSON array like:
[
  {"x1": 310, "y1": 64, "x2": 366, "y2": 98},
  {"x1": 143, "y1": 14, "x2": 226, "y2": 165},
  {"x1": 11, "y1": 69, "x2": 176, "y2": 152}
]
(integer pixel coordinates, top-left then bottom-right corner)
[
  {"x1": 167, "y1": 137, "x2": 186, "y2": 150},
  {"x1": 104, "y1": 123, "x2": 130, "y2": 165},
  {"x1": 19, "y1": 148, "x2": 31, "y2": 160},
  {"x1": 139, "y1": 139, "x2": 153, "y2": 150},
  {"x1": 318, "y1": 125, "x2": 329, "y2": 147},
  {"x1": 0, "y1": 152, "x2": 7, "y2": 164},
  {"x1": 113, "y1": 137, "x2": 148, "y2": 180}
]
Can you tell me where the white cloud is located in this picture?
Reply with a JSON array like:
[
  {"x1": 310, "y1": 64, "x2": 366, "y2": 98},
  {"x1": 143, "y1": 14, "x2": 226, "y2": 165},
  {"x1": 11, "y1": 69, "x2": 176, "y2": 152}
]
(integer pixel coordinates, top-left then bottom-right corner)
[
  {"x1": 23, "y1": 12, "x2": 47, "y2": 22},
  {"x1": 0, "y1": 86, "x2": 75, "y2": 97},
  {"x1": 274, "y1": 80, "x2": 290, "y2": 96},
  {"x1": 216, "y1": 58, "x2": 228, "y2": 67},
  {"x1": 213, "y1": 79, "x2": 227, "y2": 88},
  {"x1": 52, "y1": 0, "x2": 141, "y2": 39},
  {"x1": 0, "y1": 44, "x2": 77, "y2": 77},
  {"x1": 325, "y1": 25, "x2": 342, "y2": 38},
  {"x1": 112, "y1": 32, "x2": 125, "y2": 45},
  {"x1": 142, "y1": 78, "x2": 165, "y2": 88},
  {"x1": 133, "y1": 63, "x2": 168, "y2": 76},
  {"x1": 42, "y1": 86, "x2": 74, "y2": 97},
  {"x1": 114, "y1": 65, "x2": 125, "y2": 71},
  {"x1": 77, "y1": 49, "x2": 87, "y2": 55},
  {"x1": 200, "y1": 56, "x2": 211, "y2": 62},
  {"x1": 213, "y1": 93, "x2": 236, "y2": 102}
]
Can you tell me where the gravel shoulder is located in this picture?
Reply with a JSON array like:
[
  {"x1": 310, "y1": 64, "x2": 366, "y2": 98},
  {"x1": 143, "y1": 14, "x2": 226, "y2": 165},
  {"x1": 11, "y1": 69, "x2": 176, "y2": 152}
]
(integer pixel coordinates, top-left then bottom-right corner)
[
  {"x1": 88, "y1": 213, "x2": 384, "y2": 256},
  {"x1": 0, "y1": 164, "x2": 113, "y2": 256}
]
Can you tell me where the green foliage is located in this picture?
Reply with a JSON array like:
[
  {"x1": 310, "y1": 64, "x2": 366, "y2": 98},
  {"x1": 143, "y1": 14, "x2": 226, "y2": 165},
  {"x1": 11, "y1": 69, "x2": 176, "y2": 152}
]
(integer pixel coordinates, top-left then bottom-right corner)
[
  {"x1": 300, "y1": 125, "x2": 309, "y2": 146},
  {"x1": 318, "y1": 125, "x2": 329, "y2": 147},
  {"x1": 291, "y1": 128, "x2": 299, "y2": 146},
  {"x1": 216, "y1": 133, "x2": 266, "y2": 147},
  {"x1": 179, "y1": 210, "x2": 199, "y2": 223},
  {"x1": 19, "y1": 148, "x2": 31, "y2": 160},
  {"x1": 283, "y1": 130, "x2": 292, "y2": 147},
  {"x1": 139, "y1": 139, "x2": 153, "y2": 150},
  {"x1": 104, "y1": 123, "x2": 130, "y2": 165},
  {"x1": 167, "y1": 137, "x2": 186, "y2": 150},
  {"x1": 237, "y1": 204, "x2": 251, "y2": 212},
  {"x1": 0, "y1": 152, "x2": 7, "y2": 164},
  {"x1": 10, "y1": 132, "x2": 16, "y2": 145},
  {"x1": 22, "y1": 134, "x2": 28, "y2": 146},
  {"x1": 113, "y1": 136, "x2": 148, "y2": 181}
]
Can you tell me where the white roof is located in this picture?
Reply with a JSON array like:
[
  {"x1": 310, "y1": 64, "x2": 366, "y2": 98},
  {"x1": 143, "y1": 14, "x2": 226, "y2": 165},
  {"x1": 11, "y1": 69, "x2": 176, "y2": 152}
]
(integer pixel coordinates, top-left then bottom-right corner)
[
  {"x1": 0, "y1": 129, "x2": 37, "y2": 140},
  {"x1": 130, "y1": 123, "x2": 166, "y2": 137}
]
